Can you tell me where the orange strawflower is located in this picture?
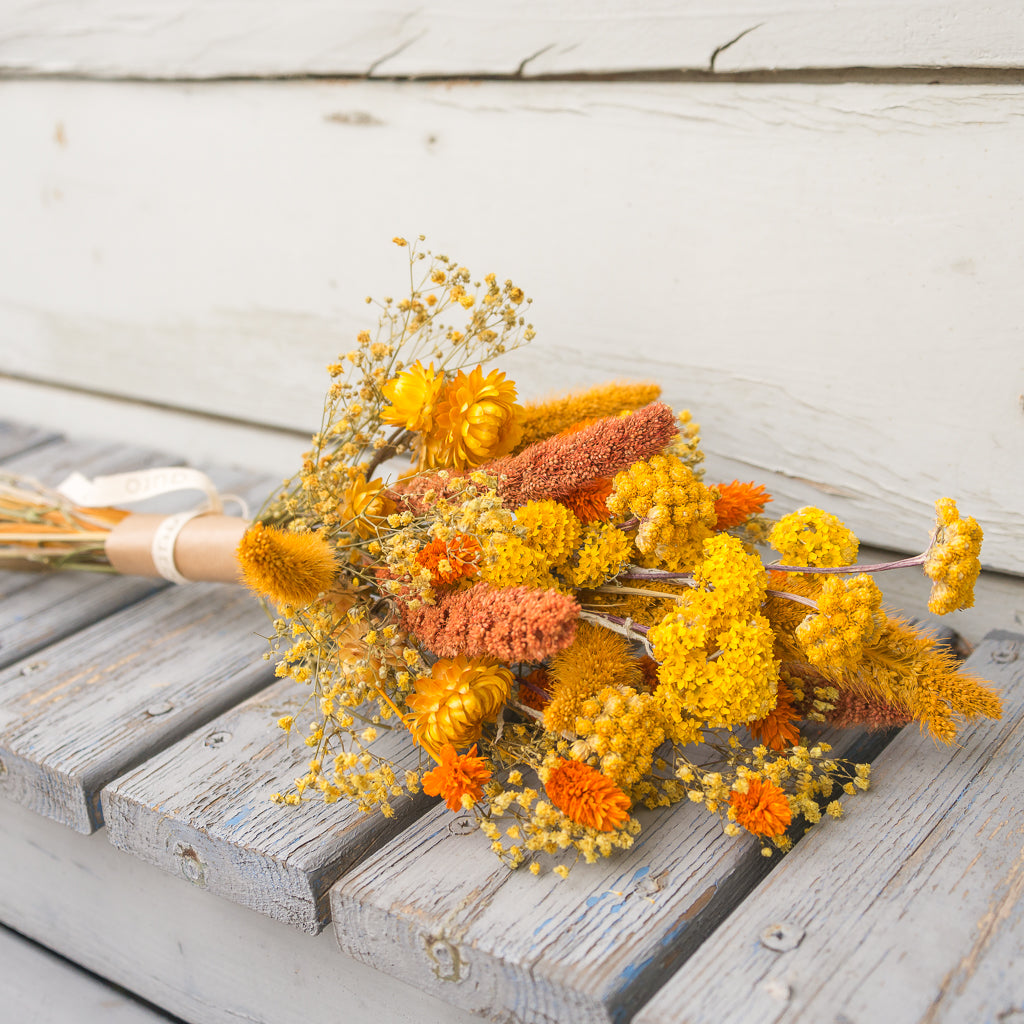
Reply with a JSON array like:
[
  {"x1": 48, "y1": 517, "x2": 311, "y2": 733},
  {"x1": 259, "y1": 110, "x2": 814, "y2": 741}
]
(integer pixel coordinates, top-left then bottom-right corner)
[
  {"x1": 747, "y1": 679, "x2": 801, "y2": 752},
  {"x1": 714, "y1": 480, "x2": 771, "y2": 530},
  {"x1": 425, "y1": 365, "x2": 524, "y2": 469},
  {"x1": 406, "y1": 656, "x2": 513, "y2": 754},
  {"x1": 729, "y1": 777, "x2": 792, "y2": 837},
  {"x1": 415, "y1": 534, "x2": 482, "y2": 585},
  {"x1": 544, "y1": 759, "x2": 631, "y2": 832},
  {"x1": 422, "y1": 744, "x2": 492, "y2": 811}
]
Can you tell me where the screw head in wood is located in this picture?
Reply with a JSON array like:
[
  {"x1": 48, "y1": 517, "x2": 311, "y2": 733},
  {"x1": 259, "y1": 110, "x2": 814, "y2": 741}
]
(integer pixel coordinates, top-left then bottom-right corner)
[
  {"x1": 175, "y1": 844, "x2": 206, "y2": 886},
  {"x1": 760, "y1": 922, "x2": 805, "y2": 952},
  {"x1": 146, "y1": 701, "x2": 174, "y2": 717},
  {"x1": 992, "y1": 640, "x2": 1019, "y2": 664},
  {"x1": 447, "y1": 815, "x2": 476, "y2": 836},
  {"x1": 204, "y1": 730, "x2": 232, "y2": 748}
]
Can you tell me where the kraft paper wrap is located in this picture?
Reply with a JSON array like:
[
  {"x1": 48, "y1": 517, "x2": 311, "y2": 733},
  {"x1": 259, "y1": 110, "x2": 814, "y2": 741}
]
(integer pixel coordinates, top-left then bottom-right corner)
[{"x1": 105, "y1": 514, "x2": 249, "y2": 584}]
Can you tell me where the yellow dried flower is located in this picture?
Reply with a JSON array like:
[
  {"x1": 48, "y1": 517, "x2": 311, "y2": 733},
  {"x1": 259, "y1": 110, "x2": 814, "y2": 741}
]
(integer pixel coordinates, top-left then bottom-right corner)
[
  {"x1": 406, "y1": 656, "x2": 513, "y2": 755},
  {"x1": 924, "y1": 498, "x2": 983, "y2": 614},
  {"x1": 381, "y1": 361, "x2": 445, "y2": 433},
  {"x1": 515, "y1": 501, "x2": 582, "y2": 568},
  {"x1": 566, "y1": 521, "x2": 634, "y2": 588},
  {"x1": 425, "y1": 366, "x2": 524, "y2": 469},
  {"x1": 769, "y1": 507, "x2": 859, "y2": 567},
  {"x1": 236, "y1": 522, "x2": 337, "y2": 606},
  {"x1": 796, "y1": 573, "x2": 885, "y2": 668}
]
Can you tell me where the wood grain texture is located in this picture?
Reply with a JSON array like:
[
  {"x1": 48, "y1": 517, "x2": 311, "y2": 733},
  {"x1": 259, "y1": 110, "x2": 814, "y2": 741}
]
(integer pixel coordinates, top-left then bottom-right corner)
[
  {"x1": 0, "y1": 582, "x2": 274, "y2": 833},
  {"x1": 0, "y1": 797, "x2": 489, "y2": 1024},
  {"x1": 103, "y1": 678, "x2": 436, "y2": 934},
  {"x1": 2, "y1": 79, "x2": 1022, "y2": 572},
  {"x1": 0, "y1": 420, "x2": 58, "y2": 461},
  {"x1": 1, "y1": 1, "x2": 1022, "y2": 78},
  {"x1": 0, "y1": 924, "x2": 172, "y2": 1024},
  {"x1": 634, "y1": 630, "x2": 1024, "y2": 1024},
  {"x1": 327, "y1": 728, "x2": 889, "y2": 1024}
]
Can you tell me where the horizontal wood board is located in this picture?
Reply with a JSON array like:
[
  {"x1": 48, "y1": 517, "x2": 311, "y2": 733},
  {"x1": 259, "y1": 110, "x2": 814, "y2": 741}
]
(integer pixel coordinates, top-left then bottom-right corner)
[
  {"x1": 0, "y1": 798, "x2": 489, "y2": 1024},
  {"x1": 0, "y1": 924, "x2": 173, "y2": 1024},
  {"x1": 103, "y1": 678, "x2": 437, "y2": 934},
  {"x1": 3, "y1": 79, "x2": 1022, "y2": 572},
  {"x1": 634, "y1": 630, "x2": 1024, "y2": 1024},
  {"x1": 2, "y1": 1, "x2": 1023, "y2": 77},
  {"x1": 0, "y1": 420, "x2": 59, "y2": 461},
  {"x1": 327, "y1": 727, "x2": 892, "y2": 1024},
  {"x1": 0, "y1": 581, "x2": 275, "y2": 833}
]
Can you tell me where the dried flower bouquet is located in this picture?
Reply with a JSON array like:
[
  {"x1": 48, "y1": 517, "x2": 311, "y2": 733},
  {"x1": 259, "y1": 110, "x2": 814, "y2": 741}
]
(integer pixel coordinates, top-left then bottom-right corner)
[{"x1": 0, "y1": 238, "x2": 998, "y2": 875}]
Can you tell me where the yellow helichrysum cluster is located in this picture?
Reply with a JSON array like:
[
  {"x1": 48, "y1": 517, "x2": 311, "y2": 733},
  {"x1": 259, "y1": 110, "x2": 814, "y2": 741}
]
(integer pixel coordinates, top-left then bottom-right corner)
[
  {"x1": 649, "y1": 534, "x2": 778, "y2": 729},
  {"x1": 769, "y1": 507, "x2": 859, "y2": 568},
  {"x1": 925, "y1": 498, "x2": 983, "y2": 614},
  {"x1": 565, "y1": 521, "x2": 634, "y2": 589},
  {"x1": 571, "y1": 686, "x2": 668, "y2": 794},
  {"x1": 796, "y1": 573, "x2": 885, "y2": 669},
  {"x1": 480, "y1": 500, "x2": 582, "y2": 590},
  {"x1": 608, "y1": 453, "x2": 717, "y2": 570}
]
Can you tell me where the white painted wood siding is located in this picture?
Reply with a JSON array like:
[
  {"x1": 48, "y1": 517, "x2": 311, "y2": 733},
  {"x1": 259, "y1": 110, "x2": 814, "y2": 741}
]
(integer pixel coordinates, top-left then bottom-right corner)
[
  {"x1": 2, "y1": 1, "x2": 1023, "y2": 78},
  {"x1": 1, "y1": 78, "x2": 1022, "y2": 572}
]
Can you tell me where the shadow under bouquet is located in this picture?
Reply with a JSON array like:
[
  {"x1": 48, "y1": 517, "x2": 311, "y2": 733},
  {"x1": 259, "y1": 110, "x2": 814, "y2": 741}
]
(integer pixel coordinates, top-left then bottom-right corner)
[{"x1": 1, "y1": 237, "x2": 999, "y2": 876}]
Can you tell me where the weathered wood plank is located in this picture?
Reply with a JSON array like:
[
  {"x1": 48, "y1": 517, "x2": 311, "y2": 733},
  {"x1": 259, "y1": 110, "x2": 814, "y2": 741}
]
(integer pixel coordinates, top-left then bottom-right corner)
[
  {"x1": 327, "y1": 727, "x2": 890, "y2": 1024},
  {"x1": 0, "y1": 581, "x2": 274, "y2": 833},
  {"x1": 0, "y1": 924, "x2": 174, "y2": 1024},
  {"x1": 3, "y1": 79, "x2": 1022, "y2": 572},
  {"x1": 634, "y1": 630, "x2": 1024, "y2": 1024},
  {"x1": 0, "y1": 798, "x2": 489, "y2": 1024},
  {"x1": 1, "y1": 0, "x2": 1022, "y2": 78},
  {"x1": 0, "y1": 420, "x2": 59, "y2": 461},
  {"x1": 103, "y1": 678, "x2": 434, "y2": 934}
]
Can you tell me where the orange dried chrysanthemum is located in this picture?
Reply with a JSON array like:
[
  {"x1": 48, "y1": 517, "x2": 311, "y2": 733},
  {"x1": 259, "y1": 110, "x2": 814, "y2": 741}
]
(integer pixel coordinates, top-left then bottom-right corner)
[
  {"x1": 425, "y1": 366, "x2": 524, "y2": 469},
  {"x1": 713, "y1": 480, "x2": 771, "y2": 530},
  {"x1": 406, "y1": 656, "x2": 513, "y2": 755},
  {"x1": 729, "y1": 777, "x2": 792, "y2": 837},
  {"x1": 544, "y1": 759, "x2": 631, "y2": 832},
  {"x1": 422, "y1": 744, "x2": 492, "y2": 811},
  {"x1": 415, "y1": 534, "x2": 482, "y2": 586},
  {"x1": 748, "y1": 679, "x2": 801, "y2": 752}
]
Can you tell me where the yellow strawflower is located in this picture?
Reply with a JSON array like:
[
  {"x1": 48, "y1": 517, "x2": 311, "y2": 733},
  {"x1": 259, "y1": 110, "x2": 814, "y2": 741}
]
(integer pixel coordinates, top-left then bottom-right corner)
[
  {"x1": 924, "y1": 498, "x2": 982, "y2": 614},
  {"x1": 425, "y1": 366, "x2": 524, "y2": 469},
  {"x1": 769, "y1": 507, "x2": 859, "y2": 567},
  {"x1": 406, "y1": 656, "x2": 513, "y2": 755},
  {"x1": 236, "y1": 522, "x2": 337, "y2": 606},
  {"x1": 381, "y1": 361, "x2": 445, "y2": 432}
]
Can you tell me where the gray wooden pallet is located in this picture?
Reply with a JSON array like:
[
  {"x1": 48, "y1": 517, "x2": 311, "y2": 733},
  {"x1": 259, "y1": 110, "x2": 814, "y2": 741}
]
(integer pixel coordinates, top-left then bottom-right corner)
[
  {"x1": 103, "y1": 678, "x2": 436, "y2": 933},
  {"x1": 327, "y1": 726, "x2": 893, "y2": 1024},
  {"x1": 634, "y1": 631, "x2": 1024, "y2": 1024}
]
